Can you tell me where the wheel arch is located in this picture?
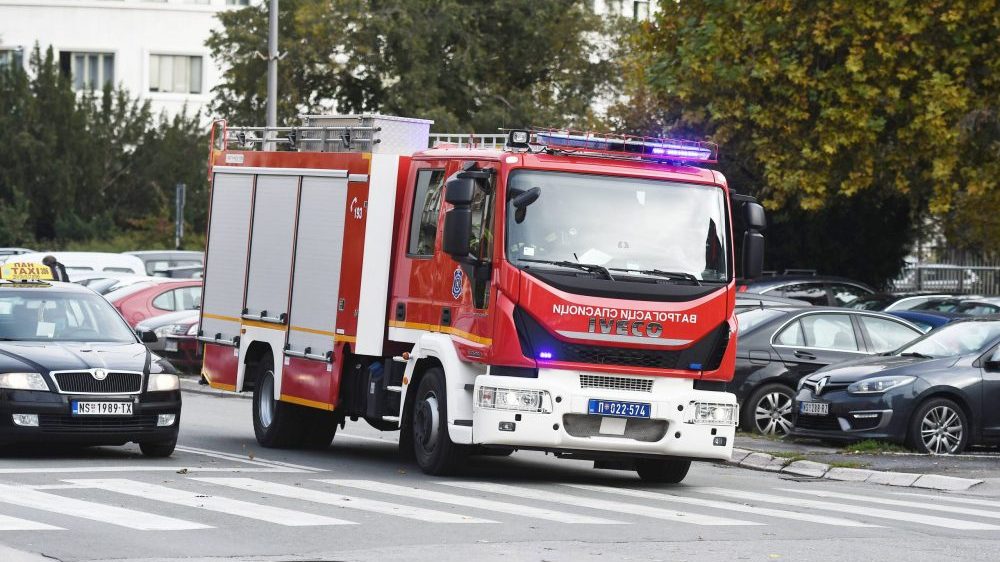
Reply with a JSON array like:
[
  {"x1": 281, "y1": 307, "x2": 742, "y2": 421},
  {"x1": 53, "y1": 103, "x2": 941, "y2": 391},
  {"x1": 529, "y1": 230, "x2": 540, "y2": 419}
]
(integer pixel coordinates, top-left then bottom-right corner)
[{"x1": 911, "y1": 389, "x2": 978, "y2": 438}]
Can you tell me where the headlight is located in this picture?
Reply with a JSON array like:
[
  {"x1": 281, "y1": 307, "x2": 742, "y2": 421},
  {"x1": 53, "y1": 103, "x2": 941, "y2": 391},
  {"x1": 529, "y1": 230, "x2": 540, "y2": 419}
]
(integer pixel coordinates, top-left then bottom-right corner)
[
  {"x1": 685, "y1": 401, "x2": 738, "y2": 425},
  {"x1": 0, "y1": 372, "x2": 49, "y2": 391},
  {"x1": 154, "y1": 324, "x2": 190, "y2": 338},
  {"x1": 477, "y1": 386, "x2": 552, "y2": 413},
  {"x1": 847, "y1": 376, "x2": 915, "y2": 394},
  {"x1": 186, "y1": 323, "x2": 199, "y2": 336},
  {"x1": 148, "y1": 373, "x2": 180, "y2": 392}
]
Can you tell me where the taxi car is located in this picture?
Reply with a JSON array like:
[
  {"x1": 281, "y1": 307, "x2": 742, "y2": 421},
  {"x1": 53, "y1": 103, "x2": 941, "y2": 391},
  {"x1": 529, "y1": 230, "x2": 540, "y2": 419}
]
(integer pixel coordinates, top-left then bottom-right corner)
[{"x1": 0, "y1": 262, "x2": 181, "y2": 456}]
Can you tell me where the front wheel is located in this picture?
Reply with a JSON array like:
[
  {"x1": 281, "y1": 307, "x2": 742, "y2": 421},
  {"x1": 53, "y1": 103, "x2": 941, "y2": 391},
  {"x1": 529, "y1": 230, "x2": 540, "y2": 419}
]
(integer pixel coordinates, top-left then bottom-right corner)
[
  {"x1": 139, "y1": 436, "x2": 177, "y2": 458},
  {"x1": 411, "y1": 367, "x2": 467, "y2": 475},
  {"x1": 635, "y1": 458, "x2": 691, "y2": 483},
  {"x1": 908, "y1": 398, "x2": 968, "y2": 454}
]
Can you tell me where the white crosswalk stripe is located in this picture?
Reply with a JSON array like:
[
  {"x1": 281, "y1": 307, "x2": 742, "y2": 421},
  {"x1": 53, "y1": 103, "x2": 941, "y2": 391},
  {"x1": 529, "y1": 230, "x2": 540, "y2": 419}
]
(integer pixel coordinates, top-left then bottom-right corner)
[
  {"x1": 323, "y1": 479, "x2": 624, "y2": 525},
  {"x1": 779, "y1": 488, "x2": 1000, "y2": 520},
  {"x1": 0, "y1": 513, "x2": 63, "y2": 531},
  {"x1": 0, "y1": 482, "x2": 209, "y2": 531},
  {"x1": 441, "y1": 481, "x2": 760, "y2": 526},
  {"x1": 63, "y1": 479, "x2": 354, "y2": 526},
  {"x1": 893, "y1": 491, "x2": 1000, "y2": 509},
  {"x1": 195, "y1": 478, "x2": 494, "y2": 524},
  {"x1": 690, "y1": 487, "x2": 1000, "y2": 531},
  {"x1": 564, "y1": 484, "x2": 881, "y2": 528}
]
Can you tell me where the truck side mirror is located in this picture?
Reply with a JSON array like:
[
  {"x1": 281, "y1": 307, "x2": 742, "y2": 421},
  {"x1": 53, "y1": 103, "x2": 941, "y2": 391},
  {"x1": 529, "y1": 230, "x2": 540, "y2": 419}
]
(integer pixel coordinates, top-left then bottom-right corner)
[
  {"x1": 444, "y1": 176, "x2": 475, "y2": 205},
  {"x1": 742, "y1": 231, "x2": 765, "y2": 280},
  {"x1": 442, "y1": 207, "x2": 473, "y2": 258},
  {"x1": 744, "y1": 202, "x2": 766, "y2": 231}
]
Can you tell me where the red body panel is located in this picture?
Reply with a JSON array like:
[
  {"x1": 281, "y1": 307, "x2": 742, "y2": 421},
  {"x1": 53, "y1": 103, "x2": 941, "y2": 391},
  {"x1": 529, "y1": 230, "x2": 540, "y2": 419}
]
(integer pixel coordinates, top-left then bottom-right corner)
[
  {"x1": 202, "y1": 342, "x2": 238, "y2": 390},
  {"x1": 280, "y1": 355, "x2": 340, "y2": 410}
]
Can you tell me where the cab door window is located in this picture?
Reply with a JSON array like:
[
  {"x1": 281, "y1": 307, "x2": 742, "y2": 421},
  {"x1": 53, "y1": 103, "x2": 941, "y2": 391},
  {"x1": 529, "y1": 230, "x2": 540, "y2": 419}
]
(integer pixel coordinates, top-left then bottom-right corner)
[
  {"x1": 407, "y1": 169, "x2": 446, "y2": 256},
  {"x1": 468, "y1": 174, "x2": 495, "y2": 309}
]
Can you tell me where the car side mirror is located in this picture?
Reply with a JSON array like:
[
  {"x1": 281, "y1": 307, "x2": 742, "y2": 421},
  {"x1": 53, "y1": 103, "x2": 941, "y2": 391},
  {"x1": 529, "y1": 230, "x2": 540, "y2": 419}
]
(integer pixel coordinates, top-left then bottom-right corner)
[
  {"x1": 138, "y1": 330, "x2": 158, "y2": 344},
  {"x1": 985, "y1": 350, "x2": 1000, "y2": 372}
]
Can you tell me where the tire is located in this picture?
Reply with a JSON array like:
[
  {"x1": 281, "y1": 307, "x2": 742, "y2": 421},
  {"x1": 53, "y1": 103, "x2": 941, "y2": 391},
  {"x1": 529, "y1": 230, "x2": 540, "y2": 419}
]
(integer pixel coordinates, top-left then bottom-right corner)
[
  {"x1": 139, "y1": 436, "x2": 177, "y2": 458},
  {"x1": 635, "y1": 458, "x2": 691, "y2": 483},
  {"x1": 907, "y1": 397, "x2": 969, "y2": 454},
  {"x1": 410, "y1": 367, "x2": 467, "y2": 475},
  {"x1": 300, "y1": 411, "x2": 339, "y2": 450},
  {"x1": 741, "y1": 383, "x2": 795, "y2": 436},
  {"x1": 252, "y1": 356, "x2": 304, "y2": 448}
]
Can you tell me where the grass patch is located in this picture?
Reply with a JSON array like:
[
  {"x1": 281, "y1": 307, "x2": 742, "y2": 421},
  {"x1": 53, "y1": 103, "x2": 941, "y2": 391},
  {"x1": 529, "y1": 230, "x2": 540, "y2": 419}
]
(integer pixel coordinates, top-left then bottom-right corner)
[
  {"x1": 841, "y1": 440, "x2": 910, "y2": 454},
  {"x1": 827, "y1": 460, "x2": 868, "y2": 469},
  {"x1": 767, "y1": 451, "x2": 808, "y2": 466}
]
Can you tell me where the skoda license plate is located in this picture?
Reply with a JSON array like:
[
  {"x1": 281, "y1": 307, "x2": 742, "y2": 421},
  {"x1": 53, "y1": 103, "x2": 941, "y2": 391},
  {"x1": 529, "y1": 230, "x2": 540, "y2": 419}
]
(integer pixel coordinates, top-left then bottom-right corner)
[
  {"x1": 588, "y1": 399, "x2": 650, "y2": 418},
  {"x1": 799, "y1": 401, "x2": 829, "y2": 416},
  {"x1": 72, "y1": 401, "x2": 133, "y2": 416}
]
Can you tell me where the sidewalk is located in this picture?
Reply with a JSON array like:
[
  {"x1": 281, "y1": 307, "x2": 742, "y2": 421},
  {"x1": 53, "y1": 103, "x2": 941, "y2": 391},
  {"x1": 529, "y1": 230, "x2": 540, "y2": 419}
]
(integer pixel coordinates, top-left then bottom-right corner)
[{"x1": 731, "y1": 433, "x2": 999, "y2": 492}]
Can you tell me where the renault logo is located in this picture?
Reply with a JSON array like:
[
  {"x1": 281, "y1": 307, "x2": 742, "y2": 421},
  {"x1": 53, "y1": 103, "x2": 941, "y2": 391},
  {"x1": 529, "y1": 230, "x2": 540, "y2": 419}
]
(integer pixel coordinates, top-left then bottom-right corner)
[
  {"x1": 91, "y1": 369, "x2": 108, "y2": 381},
  {"x1": 814, "y1": 376, "x2": 829, "y2": 395}
]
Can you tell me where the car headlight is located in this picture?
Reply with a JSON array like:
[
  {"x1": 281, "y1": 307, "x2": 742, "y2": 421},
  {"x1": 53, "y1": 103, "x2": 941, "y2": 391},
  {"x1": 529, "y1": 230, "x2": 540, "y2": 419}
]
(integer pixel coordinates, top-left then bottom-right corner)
[
  {"x1": 148, "y1": 373, "x2": 180, "y2": 392},
  {"x1": 154, "y1": 324, "x2": 191, "y2": 338},
  {"x1": 186, "y1": 323, "x2": 199, "y2": 336},
  {"x1": 0, "y1": 372, "x2": 49, "y2": 391},
  {"x1": 847, "y1": 376, "x2": 915, "y2": 394}
]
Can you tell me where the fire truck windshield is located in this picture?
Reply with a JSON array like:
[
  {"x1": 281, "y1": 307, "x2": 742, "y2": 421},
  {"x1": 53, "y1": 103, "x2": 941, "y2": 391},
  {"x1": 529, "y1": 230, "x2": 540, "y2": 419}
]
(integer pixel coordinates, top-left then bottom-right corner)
[{"x1": 506, "y1": 170, "x2": 728, "y2": 283}]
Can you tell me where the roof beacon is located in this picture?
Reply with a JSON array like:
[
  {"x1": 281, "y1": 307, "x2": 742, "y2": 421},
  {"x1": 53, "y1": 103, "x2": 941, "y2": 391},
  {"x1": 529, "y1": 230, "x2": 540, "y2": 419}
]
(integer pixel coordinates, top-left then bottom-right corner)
[{"x1": 532, "y1": 129, "x2": 718, "y2": 164}]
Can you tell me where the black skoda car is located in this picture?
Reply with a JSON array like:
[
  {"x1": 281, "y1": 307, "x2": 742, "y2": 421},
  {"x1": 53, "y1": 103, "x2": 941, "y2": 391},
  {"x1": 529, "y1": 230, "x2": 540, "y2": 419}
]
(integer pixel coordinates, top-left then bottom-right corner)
[
  {"x1": 793, "y1": 317, "x2": 1000, "y2": 454},
  {"x1": 0, "y1": 280, "x2": 181, "y2": 456}
]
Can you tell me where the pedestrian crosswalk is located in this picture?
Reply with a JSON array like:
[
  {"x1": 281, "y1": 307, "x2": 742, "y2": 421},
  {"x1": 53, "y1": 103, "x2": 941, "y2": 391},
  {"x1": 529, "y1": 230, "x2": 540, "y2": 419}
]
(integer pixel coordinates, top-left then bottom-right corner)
[{"x1": 0, "y1": 477, "x2": 998, "y2": 533}]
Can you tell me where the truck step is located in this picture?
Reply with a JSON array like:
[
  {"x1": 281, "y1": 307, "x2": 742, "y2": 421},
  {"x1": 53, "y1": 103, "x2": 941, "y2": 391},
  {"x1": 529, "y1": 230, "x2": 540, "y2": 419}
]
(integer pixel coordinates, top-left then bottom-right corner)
[
  {"x1": 382, "y1": 416, "x2": 401, "y2": 423},
  {"x1": 392, "y1": 356, "x2": 409, "y2": 363},
  {"x1": 386, "y1": 385, "x2": 402, "y2": 393}
]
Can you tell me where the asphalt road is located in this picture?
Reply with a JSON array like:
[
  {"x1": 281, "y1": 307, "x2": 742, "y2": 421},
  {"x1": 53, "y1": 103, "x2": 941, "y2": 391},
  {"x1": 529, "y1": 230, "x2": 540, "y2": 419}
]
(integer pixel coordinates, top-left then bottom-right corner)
[{"x1": 2, "y1": 390, "x2": 1000, "y2": 562}]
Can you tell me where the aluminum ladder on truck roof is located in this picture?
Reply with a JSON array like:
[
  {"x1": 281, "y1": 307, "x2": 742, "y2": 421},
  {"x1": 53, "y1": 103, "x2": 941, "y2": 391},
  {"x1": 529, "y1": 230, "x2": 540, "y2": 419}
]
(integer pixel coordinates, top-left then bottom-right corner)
[{"x1": 221, "y1": 114, "x2": 432, "y2": 155}]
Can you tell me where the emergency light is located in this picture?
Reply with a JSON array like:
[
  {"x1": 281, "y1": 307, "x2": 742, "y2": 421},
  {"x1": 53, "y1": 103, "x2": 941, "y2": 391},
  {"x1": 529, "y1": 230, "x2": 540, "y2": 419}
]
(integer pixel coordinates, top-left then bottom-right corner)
[{"x1": 532, "y1": 129, "x2": 717, "y2": 164}]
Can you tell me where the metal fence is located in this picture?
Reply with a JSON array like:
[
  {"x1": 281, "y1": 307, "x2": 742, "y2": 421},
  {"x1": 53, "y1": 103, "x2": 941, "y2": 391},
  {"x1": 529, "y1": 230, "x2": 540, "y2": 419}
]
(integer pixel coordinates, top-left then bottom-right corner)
[
  {"x1": 891, "y1": 253, "x2": 1000, "y2": 295},
  {"x1": 428, "y1": 133, "x2": 507, "y2": 149}
]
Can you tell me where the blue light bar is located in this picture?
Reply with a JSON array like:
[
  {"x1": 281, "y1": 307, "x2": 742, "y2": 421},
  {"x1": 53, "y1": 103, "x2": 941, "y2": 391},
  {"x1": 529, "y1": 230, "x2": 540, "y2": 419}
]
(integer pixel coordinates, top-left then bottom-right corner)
[
  {"x1": 538, "y1": 351, "x2": 553, "y2": 359},
  {"x1": 532, "y1": 130, "x2": 717, "y2": 164}
]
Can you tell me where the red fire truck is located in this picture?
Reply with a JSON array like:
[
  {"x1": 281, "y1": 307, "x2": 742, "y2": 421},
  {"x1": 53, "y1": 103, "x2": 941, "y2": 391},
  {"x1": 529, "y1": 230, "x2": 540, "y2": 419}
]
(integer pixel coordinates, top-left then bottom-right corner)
[{"x1": 198, "y1": 114, "x2": 766, "y2": 482}]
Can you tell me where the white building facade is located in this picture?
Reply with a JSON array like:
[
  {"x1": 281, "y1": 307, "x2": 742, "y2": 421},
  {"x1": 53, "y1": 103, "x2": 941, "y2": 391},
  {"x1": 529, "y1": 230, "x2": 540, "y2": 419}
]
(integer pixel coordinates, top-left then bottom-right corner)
[{"x1": 0, "y1": 0, "x2": 253, "y2": 118}]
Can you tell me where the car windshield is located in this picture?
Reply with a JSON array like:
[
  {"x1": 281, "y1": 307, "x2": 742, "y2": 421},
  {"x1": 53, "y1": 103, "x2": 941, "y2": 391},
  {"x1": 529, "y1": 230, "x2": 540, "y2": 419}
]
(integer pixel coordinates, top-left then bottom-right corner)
[
  {"x1": 506, "y1": 170, "x2": 729, "y2": 282},
  {"x1": 898, "y1": 321, "x2": 1000, "y2": 358},
  {"x1": 0, "y1": 290, "x2": 137, "y2": 343},
  {"x1": 736, "y1": 308, "x2": 786, "y2": 335}
]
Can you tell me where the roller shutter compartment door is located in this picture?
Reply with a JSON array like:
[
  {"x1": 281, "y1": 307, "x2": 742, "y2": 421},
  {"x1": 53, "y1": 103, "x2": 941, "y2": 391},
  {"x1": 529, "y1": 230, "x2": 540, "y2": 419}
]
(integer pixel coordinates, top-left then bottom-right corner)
[
  {"x1": 201, "y1": 172, "x2": 254, "y2": 343},
  {"x1": 244, "y1": 175, "x2": 299, "y2": 322}
]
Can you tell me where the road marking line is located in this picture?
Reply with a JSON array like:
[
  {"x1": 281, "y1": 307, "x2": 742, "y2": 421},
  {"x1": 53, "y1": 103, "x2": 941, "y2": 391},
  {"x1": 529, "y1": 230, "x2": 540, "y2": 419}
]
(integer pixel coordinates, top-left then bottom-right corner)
[
  {"x1": 0, "y1": 483, "x2": 209, "y2": 531},
  {"x1": 893, "y1": 492, "x2": 1000, "y2": 509},
  {"x1": 196, "y1": 478, "x2": 493, "y2": 524},
  {"x1": 63, "y1": 479, "x2": 353, "y2": 527},
  {"x1": 324, "y1": 480, "x2": 623, "y2": 525},
  {"x1": 778, "y1": 488, "x2": 1000, "y2": 520},
  {"x1": 0, "y1": 513, "x2": 63, "y2": 531},
  {"x1": 691, "y1": 487, "x2": 1000, "y2": 531},
  {"x1": 441, "y1": 482, "x2": 759, "y2": 526},
  {"x1": 174, "y1": 445, "x2": 323, "y2": 472},
  {"x1": 0, "y1": 467, "x2": 302, "y2": 474},
  {"x1": 564, "y1": 484, "x2": 880, "y2": 528}
]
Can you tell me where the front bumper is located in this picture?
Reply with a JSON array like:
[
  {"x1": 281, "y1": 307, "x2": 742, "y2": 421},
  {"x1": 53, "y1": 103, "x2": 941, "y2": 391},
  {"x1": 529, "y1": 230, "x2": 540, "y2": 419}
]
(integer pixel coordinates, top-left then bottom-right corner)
[
  {"x1": 472, "y1": 369, "x2": 736, "y2": 461},
  {"x1": 0, "y1": 389, "x2": 181, "y2": 445},
  {"x1": 791, "y1": 387, "x2": 912, "y2": 442}
]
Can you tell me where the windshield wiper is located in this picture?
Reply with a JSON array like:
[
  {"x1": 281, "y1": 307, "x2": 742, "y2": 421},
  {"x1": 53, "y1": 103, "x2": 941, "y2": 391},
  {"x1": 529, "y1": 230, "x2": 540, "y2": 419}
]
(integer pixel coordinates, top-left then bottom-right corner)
[
  {"x1": 607, "y1": 267, "x2": 702, "y2": 285},
  {"x1": 900, "y1": 352, "x2": 934, "y2": 359},
  {"x1": 518, "y1": 258, "x2": 615, "y2": 281}
]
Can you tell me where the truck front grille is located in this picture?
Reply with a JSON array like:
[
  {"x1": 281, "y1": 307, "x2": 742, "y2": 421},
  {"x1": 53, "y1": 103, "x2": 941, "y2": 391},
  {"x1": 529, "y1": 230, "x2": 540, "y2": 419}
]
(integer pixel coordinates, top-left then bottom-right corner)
[
  {"x1": 580, "y1": 374, "x2": 653, "y2": 393},
  {"x1": 562, "y1": 414, "x2": 668, "y2": 442},
  {"x1": 560, "y1": 343, "x2": 680, "y2": 369},
  {"x1": 53, "y1": 371, "x2": 143, "y2": 394}
]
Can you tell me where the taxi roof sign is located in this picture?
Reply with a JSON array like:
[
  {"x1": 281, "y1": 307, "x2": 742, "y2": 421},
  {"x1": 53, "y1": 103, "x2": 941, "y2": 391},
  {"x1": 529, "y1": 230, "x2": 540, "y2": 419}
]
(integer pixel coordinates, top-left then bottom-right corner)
[{"x1": 1, "y1": 261, "x2": 54, "y2": 282}]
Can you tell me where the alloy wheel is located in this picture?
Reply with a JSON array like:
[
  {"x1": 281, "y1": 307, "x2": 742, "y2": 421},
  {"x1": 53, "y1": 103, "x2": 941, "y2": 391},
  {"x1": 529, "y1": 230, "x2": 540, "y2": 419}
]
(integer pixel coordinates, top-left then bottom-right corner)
[
  {"x1": 754, "y1": 391, "x2": 794, "y2": 436},
  {"x1": 920, "y1": 405, "x2": 963, "y2": 454}
]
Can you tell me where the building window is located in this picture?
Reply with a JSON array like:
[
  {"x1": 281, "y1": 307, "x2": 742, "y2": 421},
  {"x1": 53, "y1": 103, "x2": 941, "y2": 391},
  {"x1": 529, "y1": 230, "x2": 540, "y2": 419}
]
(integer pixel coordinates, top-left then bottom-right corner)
[
  {"x1": 633, "y1": 1, "x2": 650, "y2": 20},
  {"x1": 58, "y1": 51, "x2": 114, "y2": 91},
  {"x1": 0, "y1": 48, "x2": 24, "y2": 70},
  {"x1": 227, "y1": 0, "x2": 251, "y2": 5},
  {"x1": 149, "y1": 54, "x2": 203, "y2": 94}
]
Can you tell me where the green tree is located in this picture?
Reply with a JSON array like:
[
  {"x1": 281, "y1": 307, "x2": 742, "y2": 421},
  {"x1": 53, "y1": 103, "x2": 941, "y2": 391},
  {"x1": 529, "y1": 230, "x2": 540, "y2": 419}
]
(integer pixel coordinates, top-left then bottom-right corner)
[
  {"x1": 207, "y1": 0, "x2": 619, "y2": 131},
  {"x1": 616, "y1": 0, "x2": 999, "y2": 282}
]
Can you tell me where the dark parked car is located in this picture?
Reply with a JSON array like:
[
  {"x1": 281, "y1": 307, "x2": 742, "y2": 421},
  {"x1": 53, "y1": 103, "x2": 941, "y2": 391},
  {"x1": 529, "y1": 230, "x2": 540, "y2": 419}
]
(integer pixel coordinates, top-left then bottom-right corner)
[
  {"x1": 738, "y1": 275, "x2": 875, "y2": 307},
  {"x1": 793, "y1": 317, "x2": 1000, "y2": 454},
  {"x1": 910, "y1": 298, "x2": 1000, "y2": 316},
  {"x1": 887, "y1": 310, "x2": 966, "y2": 333},
  {"x1": 697, "y1": 307, "x2": 923, "y2": 435},
  {"x1": 736, "y1": 292, "x2": 811, "y2": 311},
  {"x1": 135, "y1": 310, "x2": 201, "y2": 373},
  {"x1": 846, "y1": 293, "x2": 951, "y2": 312}
]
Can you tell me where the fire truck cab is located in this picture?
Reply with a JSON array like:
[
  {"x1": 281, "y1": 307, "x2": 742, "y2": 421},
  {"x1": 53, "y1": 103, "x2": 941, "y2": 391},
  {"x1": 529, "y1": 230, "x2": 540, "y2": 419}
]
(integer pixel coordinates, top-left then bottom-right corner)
[{"x1": 199, "y1": 114, "x2": 765, "y2": 482}]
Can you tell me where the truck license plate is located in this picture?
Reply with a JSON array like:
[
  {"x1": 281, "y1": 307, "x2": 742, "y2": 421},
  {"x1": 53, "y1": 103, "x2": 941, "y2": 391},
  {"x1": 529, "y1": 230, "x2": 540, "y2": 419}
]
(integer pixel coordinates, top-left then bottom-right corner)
[
  {"x1": 799, "y1": 401, "x2": 829, "y2": 416},
  {"x1": 72, "y1": 402, "x2": 134, "y2": 416},
  {"x1": 588, "y1": 399, "x2": 650, "y2": 418}
]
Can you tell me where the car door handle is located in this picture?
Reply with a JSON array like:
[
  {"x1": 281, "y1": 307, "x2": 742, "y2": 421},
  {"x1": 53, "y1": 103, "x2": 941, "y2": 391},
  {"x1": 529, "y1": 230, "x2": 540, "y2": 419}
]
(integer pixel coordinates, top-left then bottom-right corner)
[{"x1": 793, "y1": 350, "x2": 817, "y2": 360}]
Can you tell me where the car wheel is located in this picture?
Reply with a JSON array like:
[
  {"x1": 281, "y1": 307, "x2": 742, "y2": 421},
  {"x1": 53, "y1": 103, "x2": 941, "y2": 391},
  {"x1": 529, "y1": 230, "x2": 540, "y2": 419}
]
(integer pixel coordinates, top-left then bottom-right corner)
[
  {"x1": 411, "y1": 367, "x2": 466, "y2": 475},
  {"x1": 742, "y1": 383, "x2": 795, "y2": 436},
  {"x1": 635, "y1": 458, "x2": 691, "y2": 483},
  {"x1": 908, "y1": 398, "x2": 969, "y2": 454},
  {"x1": 139, "y1": 436, "x2": 177, "y2": 458},
  {"x1": 252, "y1": 356, "x2": 303, "y2": 448}
]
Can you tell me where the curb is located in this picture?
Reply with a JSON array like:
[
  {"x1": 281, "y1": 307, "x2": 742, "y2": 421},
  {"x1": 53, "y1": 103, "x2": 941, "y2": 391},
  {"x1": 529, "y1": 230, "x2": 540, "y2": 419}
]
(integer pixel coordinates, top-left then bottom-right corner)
[
  {"x1": 726, "y1": 448, "x2": 983, "y2": 492},
  {"x1": 179, "y1": 377, "x2": 251, "y2": 400}
]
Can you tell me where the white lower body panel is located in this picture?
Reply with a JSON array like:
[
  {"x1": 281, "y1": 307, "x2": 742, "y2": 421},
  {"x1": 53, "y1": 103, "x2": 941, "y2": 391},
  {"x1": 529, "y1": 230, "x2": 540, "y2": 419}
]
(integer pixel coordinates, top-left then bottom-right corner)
[{"x1": 472, "y1": 369, "x2": 735, "y2": 461}]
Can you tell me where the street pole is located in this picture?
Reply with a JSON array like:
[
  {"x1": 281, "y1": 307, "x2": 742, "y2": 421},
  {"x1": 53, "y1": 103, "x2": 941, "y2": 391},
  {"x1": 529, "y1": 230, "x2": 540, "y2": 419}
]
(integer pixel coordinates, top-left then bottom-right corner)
[
  {"x1": 266, "y1": 0, "x2": 278, "y2": 150},
  {"x1": 175, "y1": 183, "x2": 186, "y2": 250}
]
